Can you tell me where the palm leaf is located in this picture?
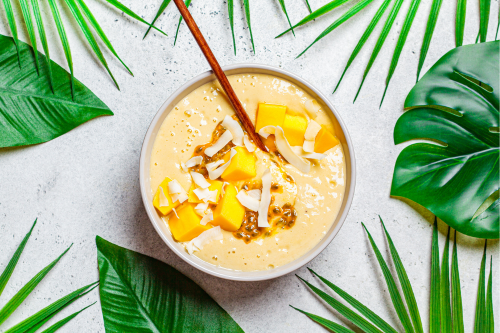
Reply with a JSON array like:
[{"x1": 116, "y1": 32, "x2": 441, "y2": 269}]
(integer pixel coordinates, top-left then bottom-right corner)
[
  {"x1": 143, "y1": 0, "x2": 172, "y2": 39},
  {"x1": 305, "y1": 0, "x2": 313, "y2": 13},
  {"x1": 278, "y1": 0, "x2": 295, "y2": 36},
  {"x1": 174, "y1": 0, "x2": 192, "y2": 45},
  {"x1": 296, "y1": 0, "x2": 375, "y2": 58},
  {"x1": 451, "y1": 231, "x2": 464, "y2": 333},
  {"x1": 0, "y1": 219, "x2": 36, "y2": 297},
  {"x1": 380, "y1": 0, "x2": 422, "y2": 106},
  {"x1": 1, "y1": 0, "x2": 21, "y2": 66},
  {"x1": 47, "y1": 0, "x2": 75, "y2": 98},
  {"x1": 353, "y1": 0, "x2": 405, "y2": 102},
  {"x1": 474, "y1": 241, "x2": 487, "y2": 333},
  {"x1": 30, "y1": 0, "x2": 54, "y2": 92},
  {"x1": 308, "y1": 268, "x2": 398, "y2": 333},
  {"x1": 440, "y1": 227, "x2": 452, "y2": 333},
  {"x1": 4, "y1": 282, "x2": 98, "y2": 333},
  {"x1": 63, "y1": 0, "x2": 119, "y2": 89},
  {"x1": 455, "y1": 0, "x2": 466, "y2": 46},
  {"x1": 333, "y1": 0, "x2": 392, "y2": 93},
  {"x1": 479, "y1": 0, "x2": 491, "y2": 42},
  {"x1": 362, "y1": 223, "x2": 415, "y2": 333},
  {"x1": 416, "y1": 0, "x2": 444, "y2": 81},
  {"x1": 276, "y1": 0, "x2": 352, "y2": 38},
  {"x1": 0, "y1": 245, "x2": 72, "y2": 325},
  {"x1": 40, "y1": 303, "x2": 96, "y2": 333},
  {"x1": 485, "y1": 256, "x2": 494, "y2": 333},
  {"x1": 430, "y1": 218, "x2": 441, "y2": 333},
  {"x1": 102, "y1": 0, "x2": 167, "y2": 36},
  {"x1": 291, "y1": 306, "x2": 355, "y2": 333},
  {"x1": 228, "y1": 0, "x2": 236, "y2": 54},
  {"x1": 380, "y1": 218, "x2": 423, "y2": 333},
  {"x1": 243, "y1": 0, "x2": 255, "y2": 53},
  {"x1": 296, "y1": 276, "x2": 384, "y2": 333},
  {"x1": 76, "y1": 0, "x2": 133, "y2": 76},
  {"x1": 18, "y1": 0, "x2": 40, "y2": 73}
]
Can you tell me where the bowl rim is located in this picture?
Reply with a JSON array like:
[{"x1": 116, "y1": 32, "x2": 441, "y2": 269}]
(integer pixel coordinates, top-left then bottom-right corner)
[{"x1": 139, "y1": 63, "x2": 356, "y2": 281}]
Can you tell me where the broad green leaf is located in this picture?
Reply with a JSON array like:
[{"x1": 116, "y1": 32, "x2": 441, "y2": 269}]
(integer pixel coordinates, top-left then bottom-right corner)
[
  {"x1": 291, "y1": 306, "x2": 355, "y2": 333},
  {"x1": 40, "y1": 303, "x2": 95, "y2": 333},
  {"x1": 474, "y1": 242, "x2": 487, "y2": 333},
  {"x1": 296, "y1": 276, "x2": 383, "y2": 333},
  {"x1": 30, "y1": 0, "x2": 54, "y2": 92},
  {"x1": 143, "y1": 0, "x2": 172, "y2": 39},
  {"x1": 0, "y1": 245, "x2": 71, "y2": 325},
  {"x1": 296, "y1": 0, "x2": 374, "y2": 58},
  {"x1": 174, "y1": 0, "x2": 192, "y2": 45},
  {"x1": 277, "y1": 0, "x2": 295, "y2": 36},
  {"x1": 276, "y1": 0, "x2": 352, "y2": 38},
  {"x1": 416, "y1": 0, "x2": 444, "y2": 81},
  {"x1": 479, "y1": 0, "x2": 491, "y2": 42},
  {"x1": 455, "y1": 0, "x2": 466, "y2": 46},
  {"x1": 430, "y1": 219, "x2": 440, "y2": 333},
  {"x1": 96, "y1": 236, "x2": 243, "y2": 333},
  {"x1": 5, "y1": 282, "x2": 98, "y2": 333},
  {"x1": 380, "y1": 218, "x2": 423, "y2": 333},
  {"x1": 333, "y1": 0, "x2": 392, "y2": 93},
  {"x1": 381, "y1": 0, "x2": 422, "y2": 106},
  {"x1": 362, "y1": 223, "x2": 415, "y2": 333},
  {"x1": 308, "y1": 268, "x2": 398, "y2": 333},
  {"x1": 392, "y1": 41, "x2": 500, "y2": 239},
  {"x1": 1, "y1": 0, "x2": 21, "y2": 66},
  {"x1": 485, "y1": 256, "x2": 494, "y2": 333},
  {"x1": 228, "y1": 0, "x2": 236, "y2": 54},
  {"x1": 451, "y1": 231, "x2": 464, "y2": 333},
  {"x1": 0, "y1": 219, "x2": 36, "y2": 297},
  {"x1": 353, "y1": 0, "x2": 405, "y2": 101},
  {"x1": 243, "y1": 0, "x2": 255, "y2": 53},
  {"x1": 19, "y1": 0, "x2": 40, "y2": 73},
  {"x1": 440, "y1": 228, "x2": 452, "y2": 333},
  {"x1": 64, "y1": 0, "x2": 119, "y2": 89},
  {"x1": 0, "y1": 34, "x2": 113, "y2": 148},
  {"x1": 76, "y1": 0, "x2": 133, "y2": 76},
  {"x1": 305, "y1": 0, "x2": 312, "y2": 13},
  {"x1": 47, "y1": 0, "x2": 75, "y2": 98}
]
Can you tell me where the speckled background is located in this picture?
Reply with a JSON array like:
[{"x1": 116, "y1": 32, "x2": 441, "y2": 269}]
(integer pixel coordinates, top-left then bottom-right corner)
[{"x1": 0, "y1": 0, "x2": 498, "y2": 332}]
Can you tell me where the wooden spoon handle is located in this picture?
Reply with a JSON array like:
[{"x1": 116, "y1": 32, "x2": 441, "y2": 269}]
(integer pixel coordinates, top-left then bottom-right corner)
[{"x1": 172, "y1": 0, "x2": 268, "y2": 152}]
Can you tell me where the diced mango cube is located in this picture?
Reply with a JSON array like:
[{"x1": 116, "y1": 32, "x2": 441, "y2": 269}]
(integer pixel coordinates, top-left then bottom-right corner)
[
  {"x1": 221, "y1": 147, "x2": 256, "y2": 181},
  {"x1": 188, "y1": 179, "x2": 224, "y2": 203},
  {"x1": 153, "y1": 177, "x2": 180, "y2": 216},
  {"x1": 314, "y1": 126, "x2": 340, "y2": 153},
  {"x1": 212, "y1": 185, "x2": 245, "y2": 231},
  {"x1": 255, "y1": 103, "x2": 287, "y2": 132},
  {"x1": 282, "y1": 114, "x2": 307, "y2": 146},
  {"x1": 168, "y1": 203, "x2": 212, "y2": 242}
]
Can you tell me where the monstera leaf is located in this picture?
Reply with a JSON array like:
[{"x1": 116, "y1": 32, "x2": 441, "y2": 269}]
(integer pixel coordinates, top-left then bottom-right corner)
[
  {"x1": 0, "y1": 34, "x2": 112, "y2": 148},
  {"x1": 391, "y1": 41, "x2": 499, "y2": 239},
  {"x1": 96, "y1": 236, "x2": 244, "y2": 332}
]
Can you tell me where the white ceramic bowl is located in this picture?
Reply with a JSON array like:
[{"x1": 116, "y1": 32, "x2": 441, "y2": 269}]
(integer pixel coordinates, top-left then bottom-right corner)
[{"x1": 140, "y1": 64, "x2": 355, "y2": 281}]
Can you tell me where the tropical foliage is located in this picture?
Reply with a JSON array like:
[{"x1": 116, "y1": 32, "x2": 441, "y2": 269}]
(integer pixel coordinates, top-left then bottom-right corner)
[
  {"x1": 96, "y1": 236, "x2": 244, "y2": 332},
  {"x1": 0, "y1": 34, "x2": 113, "y2": 148},
  {"x1": 0, "y1": 219, "x2": 97, "y2": 332},
  {"x1": 392, "y1": 41, "x2": 499, "y2": 239},
  {"x1": 293, "y1": 217, "x2": 495, "y2": 333}
]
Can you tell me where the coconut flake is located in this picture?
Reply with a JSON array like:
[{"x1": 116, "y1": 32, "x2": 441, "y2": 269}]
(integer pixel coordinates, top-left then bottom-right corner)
[
  {"x1": 258, "y1": 168, "x2": 272, "y2": 227},
  {"x1": 180, "y1": 162, "x2": 189, "y2": 172},
  {"x1": 158, "y1": 187, "x2": 169, "y2": 207},
  {"x1": 303, "y1": 140, "x2": 315, "y2": 153},
  {"x1": 200, "y1": 211, "x2": 214, "y2": 225},
  {"x1": 185, "y1": 156, "x2": 203, "y2": 168},
  {"x1": 168, "y1": 180, "x2": 188, "y2": 203},
  {"x1": 243, "y1": 135, "x2": 256, "y2": 152},
  {"x1": 247, "y1": 189, "x2": 261, "y2": 200},
  {"x1": 205, "y1": 190, "x2": 218, "y2": 203},
  {"x1": 222, "y1": 115, "x2": 244, "y2": 146},
  {"x1": 258, "y1": 125, "x2": 276, "y2": 139},
  {"x1": 207, "y1": 148, "x2": 237, "y2": 180},
  {"x1": 204, "y1": 130, "x2": 233, "y2": 157},
  {"x1": 304, "y1": 120, "x2": 321, "y2": 141},
  {"x1": 305, "y1": 99, "x2": 320, "y2": 119},
  {"x1": 172, "y1": 207, "x2": 179, "y2": 219},
  {"x1": 236, "y1": 190, "x2": 261, "y2": 211},
  {"x1": 274, "y1": 126, "x2": 311, "y2": 174},
  {"x1": 192, "y1": 226, "x2": 223, "y2": 251},
  {"x1": 190, "y1": 171, "x2": 211, "y2": 189},
  {"x1": 194, "y1": 188, "x2": 210, "y2": 201},
  {"x1": 221, "y1": 182, "x2": 229, "y2": 196},
  {"x1": 291, "y1": 146, "x2": 327, "y2": 160},
  {"x1": 194, "y1": 203, "x2": 209, "y2": 216}
]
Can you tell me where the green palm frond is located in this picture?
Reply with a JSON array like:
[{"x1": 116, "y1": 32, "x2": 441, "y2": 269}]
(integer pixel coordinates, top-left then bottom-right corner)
[
  {"x1": 40, "y1": 303, "x2": 96, "y2": 333},
  {"x1": 485, "y1": 256, "x2": 494, "y2": 333},
  {"x1": 174, "y1": 0, "x2": 192, "y2": 45},
  {"x1": 451, "y1": 231, "x2": 464, "y2": 333},
  {"x1": 19, "y1": 0, "x2": 40, "y2": 73},
  {"x1": 430, "y1": 218, "x2": 441, "y2": 333},
  {"x1": 455, "y1": 0, "x2": 466, "y2": 46},
  {"x1": 243, "y1": 0, "x2": 255, "y2": 53},
  {"x1": 304, "y1": 0, "x2": 312, "y2": 13},
  {"x1": 228, "y1": 0, "x2": 236, "y2": 54},
  {"x1": 479, "y1": 0, "x2": 491, "y2": 42},
  {"x1": 144, "y1": 0, "x2": 172, "y2": 39},
  {"x1": 474, "y1": 241, "x2": 487, "y2": 333},
  {"x1": 416, "y1": 0, "x2": 444, "y2": 81},
  {"x1": 277, "y1": 0, "x2": 295, "y2": 36},
  {"x1": 1, "y1": 0, "x2": 21, "y2": 66},
  {"x1": 30, "y1": 0, "x2": 54, "y2": 91},
  {"x1": 291, "y1": 306, "x2": 355, "y2": 333},
  {"x1": 440, "y1": 227, "x2": 452, "y2": 333}
]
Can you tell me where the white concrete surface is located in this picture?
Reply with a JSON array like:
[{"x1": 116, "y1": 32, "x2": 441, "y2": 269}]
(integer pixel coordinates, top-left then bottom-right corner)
[{"x1": 0, "y1": 0, "x2": 498, "y2": 332}]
